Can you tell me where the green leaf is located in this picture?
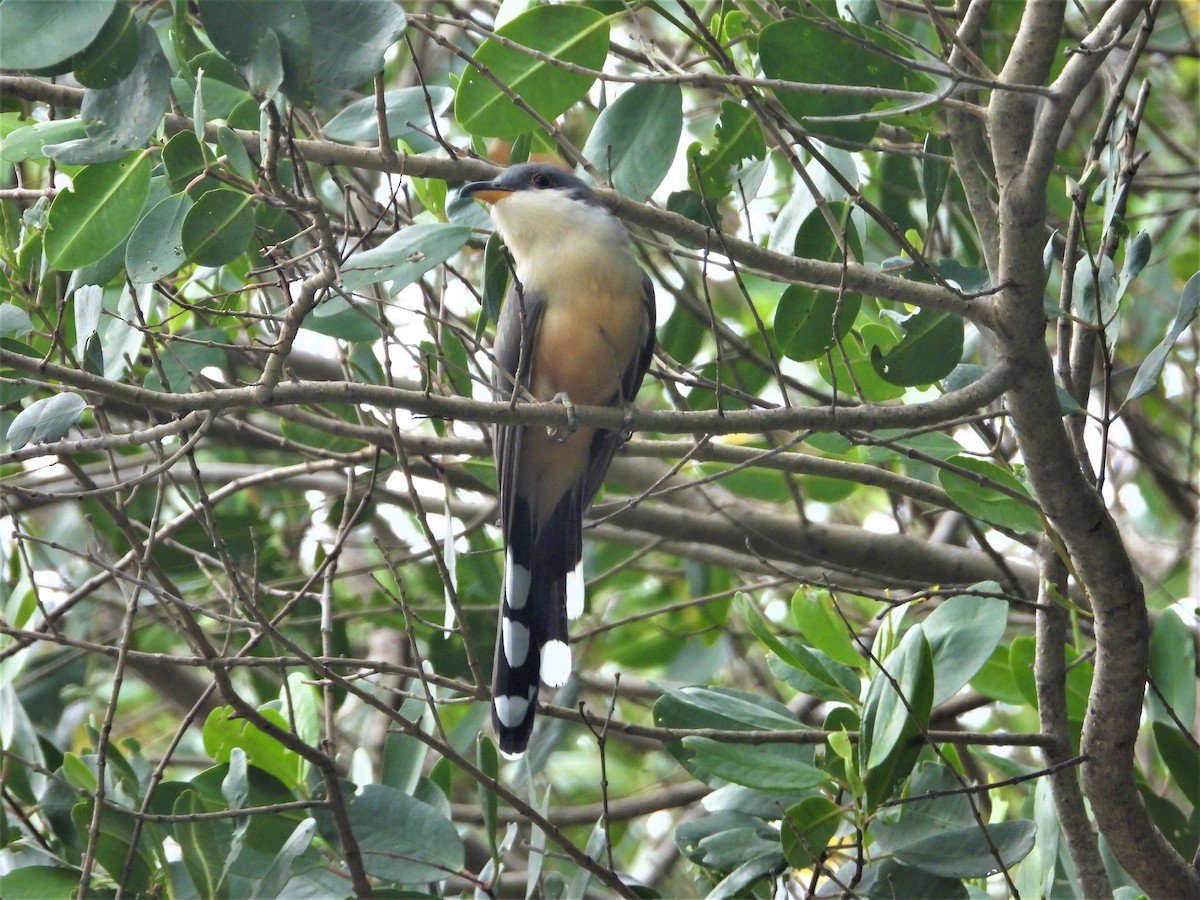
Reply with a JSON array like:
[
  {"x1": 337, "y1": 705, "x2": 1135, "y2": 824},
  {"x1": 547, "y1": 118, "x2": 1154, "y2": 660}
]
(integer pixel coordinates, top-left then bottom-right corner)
[
  {"x1": 341, "y1": 222, "x2": 471, "y2": 291},
  {"x1": 1116, "y1": 229, "x2": 1151, "y2": 301},
  {"x1": 126, "y1": 192, "x2": 194, "y2": 283},
  {"x1": 71, "y1": 0, "x2": 139, "y2": 88},
  {"x1": 480, "y1": 230, "x2": 510, "y2": 330},
  {"x1": 198, "y1": 0, "x2": 314, "y2": 106},
  {"x1": 6, "y1": 393, "x2": 87, "y2": 450},
  {"x1": 791, "y1": 590, "x2": 866, "y2": 670},
  {"x1": 938, "y1": 455, "x2": 1043, "y2": 533},
  {"x1": 654, "y1": 685, "x2": 806, "y2": 733},
  {"x1": 583, "y1": 82, "x2": 682, "y2": 198},
  {"x1": 1152, "y1": 722, "x2": 1200, "y2": 808},
  {"x1": 0, "y1": 304, "x2": 34, "y2": 338},
  {"x1": 163, "y1": 129, "x2": 211, "y2": 194},
  {"x1": 893, "y1": 820, "x2": 1037, "y2": 878},
  {"x1": 780, "y1": 795, "x2": 842, "y2": 869},
  {"x1": 304, "y1": 0, "x2": 408, "y2": 94},
  {"x1": 0, "y1": 866, "x2": 86, "y2": 900},
  {"x1": 181, "y1": 188, "x2": 257, "y2": 267},
  {"x1": 217, "y1": 126, "x2": 256, "y2": 181},
  {"x1": 680, "y1": 736, "x2": 829, "y2": 792},
  {"x1": 676, "y1": 811, "x2": 783, "y2": 871},
  {"x1": 759, "y1": 17, "x2": 932, "y2": 143},
  {"x1": 1148, "y1": 608, "x2": 1196, "y2": 729},
  {"x1": 1008, "y1": 636, "x2": 1093, "y2": 725},
  {"x1": 477, "y1": 735, "x2": 500, "y2": 856},
  {"x1": 774, "y1": 203, "x2": 862, "y2": 361},
  {"x1": 686, "y1": 101, "x2": 765, "y2": 201},
  {"x1": 1124, "y1": 270, "x2": 1200, "y2": 406},
  {"x1": 0, "y1": 0, "x2": 117, "y2": 71},
  {"x1": 202, "y1": 706, "x2": 304, "y2": 790},
  {"x1": 860, "y1": 625, "x2": 933, "y2": 805},
  {"x1": 70, "y1": 800, "x2": 157, "y2": 895},
  {"x1": 1072, "y1": 254, "x2": 1117, "y2": 326},
  {"x1": 347, "y1": 784, "x2": 465, "y2": 885},
  {"x1": 922, "y1": 133, "x2": 952, "y2": 226},
  {"x1": 921, "y1": 590, "x2": 1009, "y2": 705},
  {"x1": 818, "y1": 321, "x2": 905, "y2": 402},
  {"x1": 0, "y1": 118, "x2": 89, "y2": 163},
  {"x1": 46, "y1": 23, "x2": 171, "y2": 165},
  {"x1": 173, "y1": 788, "x2": 228, "y2": 898},
  {"x1": 768, "y1": 641, "x2": 860, "y2": 702},
  {"x1": 297, "y1": 296, "x2": 380, "y2": 342},
  {"x1": 45, "y1": 153, "x2": 152, "y2": 270},
  {"x1": 253, "y1": 817, "x2": 317, "y2": 898},
  {"x1": 454, "y1": 5, "x2": 609, "y2": 137},
  {"x1": 869, "y1": 308, "x2": 963, "y2": 387},
  {"x1": 323, "y1": 86, "x2": 454, "y2": 143}
]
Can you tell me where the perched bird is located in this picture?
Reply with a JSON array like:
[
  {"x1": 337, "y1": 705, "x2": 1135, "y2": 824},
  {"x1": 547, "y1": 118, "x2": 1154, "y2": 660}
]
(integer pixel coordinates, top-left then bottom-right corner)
[{"x1": 460, "y1": 163, "x2": 656, "y2": 757}]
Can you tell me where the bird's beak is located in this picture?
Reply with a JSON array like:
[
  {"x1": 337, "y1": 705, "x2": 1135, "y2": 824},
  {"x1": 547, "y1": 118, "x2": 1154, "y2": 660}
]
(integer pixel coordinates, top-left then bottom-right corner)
[{"x1": 460, "y1": 180, "x2": 514, "y2": 205}]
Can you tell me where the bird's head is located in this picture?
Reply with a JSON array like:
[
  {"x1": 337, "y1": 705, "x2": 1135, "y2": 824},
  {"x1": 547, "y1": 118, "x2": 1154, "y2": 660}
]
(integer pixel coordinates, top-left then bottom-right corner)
[{"x1": 459, "y1": 163, "x2": 625, "y2": 265}]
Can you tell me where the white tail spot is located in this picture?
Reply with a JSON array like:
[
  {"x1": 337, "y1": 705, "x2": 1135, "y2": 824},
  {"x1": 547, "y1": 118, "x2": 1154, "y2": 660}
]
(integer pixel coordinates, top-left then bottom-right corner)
[
  {"x1": 566, "y1": 559, "x2": 585, "y2": 620},
  {"x1": 505, "y1": 550, "x2": 532, "y2": 611},
  {"x1": 502, "y1": 618, "x2": 530, "y2": 667},
  {"x1": 541, "y1": 639, "x2": 571, "y2": 687}
]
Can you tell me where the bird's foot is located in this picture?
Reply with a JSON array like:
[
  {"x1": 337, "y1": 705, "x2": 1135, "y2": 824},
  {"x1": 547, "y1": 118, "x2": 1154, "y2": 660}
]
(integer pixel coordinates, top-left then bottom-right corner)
[
  {"x1": 618, "y1": 401, "x2": 635, "y2": 443},
  {"x1": 549, "y1": 392, "x2": 578, "y2": 442}
]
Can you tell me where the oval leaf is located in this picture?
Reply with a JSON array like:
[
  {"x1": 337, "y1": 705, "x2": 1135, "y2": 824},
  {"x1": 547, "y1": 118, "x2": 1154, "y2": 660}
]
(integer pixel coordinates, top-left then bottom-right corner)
[
  {"x1": 938, "y1": 456, "x2": 1042, "y2": 533},
  {"x1": 7, "y1": 392, "x2": 87, "y2": 450},
  {"x1": 582, "y1": 82, "x2": 682, "y2": 198},
  {"x1": 454, "y1": 5, "x2": 609, "y2": 138},
  {"x1": 680, "y1": 736, "x2": 829, "y2": 793},
  {"x1": 181, "y1": 188, "x2": 257, "y2": 267},
  {"x1": 0, "y1": 0, "x2": 118, "y2": 71},
  {"x1": 870, "y1": 308, "x2": 964, "y2": 387},
  {"x1": 324, "y1": 85, "x2": 454, "y2": 143},
  {"x1": 126, "y1": 192, "x2": 194, "y2": 283},
  {"x1": 341, "y1": 222, "x2": 470, "y2": 291},
  {"x1": 45, "y1": 153, "x2": 152, "y2": 270}
]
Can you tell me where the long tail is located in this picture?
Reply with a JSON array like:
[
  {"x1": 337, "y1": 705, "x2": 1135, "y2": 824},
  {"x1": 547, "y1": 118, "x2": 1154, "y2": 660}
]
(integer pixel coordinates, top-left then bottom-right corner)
[{"x1": 491, "y1": 499, "x2": 580, "y2": 757}]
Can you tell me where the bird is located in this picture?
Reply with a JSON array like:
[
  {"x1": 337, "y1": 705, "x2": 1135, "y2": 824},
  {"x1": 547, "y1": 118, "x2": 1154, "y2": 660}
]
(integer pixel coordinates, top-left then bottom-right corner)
[{"x1": 460, "y1": 163, "x2": 656, "y2": 757}]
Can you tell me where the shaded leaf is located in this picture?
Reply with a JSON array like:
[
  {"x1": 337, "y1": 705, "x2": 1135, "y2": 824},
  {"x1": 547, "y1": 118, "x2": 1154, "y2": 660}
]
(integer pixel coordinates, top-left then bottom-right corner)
[
  {"x1": 347, "y1": 783, "x2": 465, "y2": 885},
  {"x1": 46, "y1": 23, "x2": 170, "y2": 165},
  {"x1": 181, "y1": 188, "x2": 257, "y2": 267},
  {"x1": 781, "y1": 795, "x2": 842, "y2": 869},
  {"x1": 893, "y1": 820, "x2": 1036, "y2": 878},
  {"x1": 0, "y1": 0, "x2": 117, "y2": 71},
  {"x1": 680, "y1": 736, "x2": 829, "y2": 792},
  {"x1": 6, "y1": 393, "x2": 87, "y2": 450},
  {"x1": 938, "y1": 455, "x2": 1042, "y2": 533},
  {"x1": 304, "y1": 0, "x2": 407, "y2": 94},
  {"x1": 1124, "y1": 271, "x2": 1200, "y2": 405},
  {"x1": 759, "y1": 17, "x2": 932, "y2": 143},
  {"x1": 323, "y1": 86, "x2": 454, "y2": 143},
  {"x1": 921, "y1": 589, "x2": 1009, "y2": 705},
  {"x1": 583, "y1": 82, "x2": 682, "y2": 198},
  {"x1": 341, "y1": 222, "x2": 471, "y2": 291},
  {"x1": 126, "y1": 191, "x2": 194, "y2": 283},
  {"x1": 870, "y1": 308, "x2": 963, "y2": 387}
]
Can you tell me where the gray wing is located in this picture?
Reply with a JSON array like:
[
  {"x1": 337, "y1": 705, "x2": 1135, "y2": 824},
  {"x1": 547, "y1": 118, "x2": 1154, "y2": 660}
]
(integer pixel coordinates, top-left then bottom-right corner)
[
  {"x1": 577, "y1": 272, "x2": 656, "y2": 510},
  {"x1": 492, "y1": 283, "x2": 547, "y2": 539}
]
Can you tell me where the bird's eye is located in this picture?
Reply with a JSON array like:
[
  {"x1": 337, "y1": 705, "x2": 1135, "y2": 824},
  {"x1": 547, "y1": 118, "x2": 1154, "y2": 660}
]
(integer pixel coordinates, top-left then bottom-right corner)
[{"x1": 531, "y1": 172, "x2": 552, "y2": 188}]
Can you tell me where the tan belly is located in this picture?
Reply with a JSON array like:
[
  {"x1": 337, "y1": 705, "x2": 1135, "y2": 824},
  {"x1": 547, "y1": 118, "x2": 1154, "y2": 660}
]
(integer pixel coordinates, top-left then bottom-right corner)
[{"x1": 518, "y1": 282, "x2": 645, "y2": 520}]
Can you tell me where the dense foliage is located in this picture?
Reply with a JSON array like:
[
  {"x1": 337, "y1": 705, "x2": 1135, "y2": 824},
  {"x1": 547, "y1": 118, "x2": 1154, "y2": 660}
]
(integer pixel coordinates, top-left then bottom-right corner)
[{"x1": 1, "y1": 1, "x2": 1198, "y2": 897}]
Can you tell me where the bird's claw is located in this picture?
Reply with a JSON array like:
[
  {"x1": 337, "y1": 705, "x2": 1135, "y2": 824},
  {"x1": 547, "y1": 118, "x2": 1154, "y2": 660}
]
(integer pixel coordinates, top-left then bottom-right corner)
[
  {"x1": 618, "y1": 402, "x2": 635, "y2": 444},
  {"x1": 549, "y1": 392, "x2": 578, "y2": 442}
]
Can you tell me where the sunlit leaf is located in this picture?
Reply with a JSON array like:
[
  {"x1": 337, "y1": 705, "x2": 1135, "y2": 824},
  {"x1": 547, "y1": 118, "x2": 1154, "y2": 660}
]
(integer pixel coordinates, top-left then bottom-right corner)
[{"x1": 454, "y1": 5, "x2": 609, "y2": 137}]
